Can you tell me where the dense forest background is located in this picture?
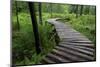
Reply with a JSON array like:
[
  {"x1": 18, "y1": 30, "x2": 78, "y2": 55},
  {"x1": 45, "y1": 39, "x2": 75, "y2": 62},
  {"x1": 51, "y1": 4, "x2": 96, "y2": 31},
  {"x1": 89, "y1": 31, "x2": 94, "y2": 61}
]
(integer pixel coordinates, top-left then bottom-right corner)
[{"x1": 12, "y1": 1, "x2": 96, "y2": 65}]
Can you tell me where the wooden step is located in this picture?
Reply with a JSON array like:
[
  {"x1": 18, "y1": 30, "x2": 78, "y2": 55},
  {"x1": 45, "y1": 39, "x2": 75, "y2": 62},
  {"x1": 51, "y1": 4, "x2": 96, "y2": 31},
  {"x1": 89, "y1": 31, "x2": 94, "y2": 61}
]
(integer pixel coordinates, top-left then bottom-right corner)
[
  {"x1": 58, "y1": 43, "x2": 94, "y2": 56},
  {"x1": 41, "y1": 57, "x2": 56, "y2": 64},
  {"x1": 60, "y1": 42, "x2": 94, "y2": 48},
  {"x1": 52, "y1": 49, "x2": 87, "y2": 62},
  {"x1": 55, "y1": 45, "x2": 94, "y2": 60},
  {"x1": 47, "y1": 53, "x2": 70, "y2": 63},
  {"x1": 74, "y1": 46, "x2": 94, "y2": 52},
  {"x1": 62, "y1": 39, "x2": 92, "y2": 43},
  {"x1": 62, "y1": 38, "x2": 90, "y2": 42}
]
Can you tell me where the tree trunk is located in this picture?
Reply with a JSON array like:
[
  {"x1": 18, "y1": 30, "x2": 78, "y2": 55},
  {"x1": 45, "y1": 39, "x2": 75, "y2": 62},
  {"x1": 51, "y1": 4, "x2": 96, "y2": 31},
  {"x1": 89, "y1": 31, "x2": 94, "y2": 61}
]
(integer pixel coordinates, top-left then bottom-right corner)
[
  {"x1": 28, "y1": 2, "x2": 41, "y2": 54},
  {"x1": 50, "y1": 3, "x2": 53, "y2": 18},
  {"x1": 38, "y1": 2, "x2": 42, "y2": 24},
  {"x1": 80, "y1": 5, "x2": 83, "y2": 16},
  {"x1": 15, "y1": 1, "x2": 20, "y2": 30},
  {"x1": 76, "y1": 5, "x2": 79, "y2": 18},
  {"x1": 88, "y1": 6, "x2": 90, "y2": 14},
  {"x1": 72, "y1": 5, "x2": 76, "y2": 13},
  {"x1": 94, "y1": 6, "x2": 96, "y2": 15}
]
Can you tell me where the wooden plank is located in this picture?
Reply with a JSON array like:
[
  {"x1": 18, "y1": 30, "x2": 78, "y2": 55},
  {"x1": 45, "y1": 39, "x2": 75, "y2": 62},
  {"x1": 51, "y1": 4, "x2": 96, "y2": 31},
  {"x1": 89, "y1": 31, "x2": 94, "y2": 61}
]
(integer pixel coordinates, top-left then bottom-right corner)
[
  {"x1": 56, "y1": 45, "x2": 94, "y2": 60},
  {"x1": 52, "y1": 49, "x2": 87, "y2": 62},
  {"x1": 42, "y1": 57, "x2": 56, "y2": 63},
  {"x1": 47, "y1": 53, "x2": 69, "y2": 62},
  {"x1": 58, "y1": 44, "x2": 94, "y2": 56},
  {"x1": 62, "y1": 38, "x2": 92, "y2": 43},
  {"x1": 73, "y1": 46, "x2": 94, "y2": 52},
  {"x1": 60, "y1": 42, "x2": 94, "y2": 47}
]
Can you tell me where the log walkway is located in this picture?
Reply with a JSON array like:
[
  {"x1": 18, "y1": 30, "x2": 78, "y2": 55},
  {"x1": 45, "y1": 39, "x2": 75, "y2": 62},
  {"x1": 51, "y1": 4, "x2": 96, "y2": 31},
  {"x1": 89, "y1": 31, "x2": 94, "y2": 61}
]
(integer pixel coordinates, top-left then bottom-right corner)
[{"x1": 40, "y1": 18, "x2": 95, "y2": 64}]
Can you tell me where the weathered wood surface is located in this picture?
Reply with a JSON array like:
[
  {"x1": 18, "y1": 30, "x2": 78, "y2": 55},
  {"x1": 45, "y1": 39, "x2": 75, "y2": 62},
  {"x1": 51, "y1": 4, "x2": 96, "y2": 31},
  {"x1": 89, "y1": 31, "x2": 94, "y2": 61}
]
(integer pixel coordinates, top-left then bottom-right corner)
[{"x1": 40, "y1": 18, "x2": 95, "y2": 64}]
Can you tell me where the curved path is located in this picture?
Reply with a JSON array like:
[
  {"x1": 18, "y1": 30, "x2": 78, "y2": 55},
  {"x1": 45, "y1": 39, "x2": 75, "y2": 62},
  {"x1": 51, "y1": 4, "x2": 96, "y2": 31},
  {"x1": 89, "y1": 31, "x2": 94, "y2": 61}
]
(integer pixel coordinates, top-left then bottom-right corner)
[{"x1": 40, "y1": 18, "x2": 95, "y2": 64}]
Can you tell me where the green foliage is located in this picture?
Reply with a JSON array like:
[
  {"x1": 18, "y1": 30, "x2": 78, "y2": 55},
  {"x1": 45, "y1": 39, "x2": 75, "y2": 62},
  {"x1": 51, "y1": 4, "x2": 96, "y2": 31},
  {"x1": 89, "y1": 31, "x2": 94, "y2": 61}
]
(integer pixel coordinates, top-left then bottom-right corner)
[
  {"x1": 12, "y1": 13, "x2": 56, "y2": 65},
  {"x1": 38, "y1": 22, "x2": 56, "y2": 54},
  {"x1": 12, "y1": 31, "x2": 35, "y2": 63}
]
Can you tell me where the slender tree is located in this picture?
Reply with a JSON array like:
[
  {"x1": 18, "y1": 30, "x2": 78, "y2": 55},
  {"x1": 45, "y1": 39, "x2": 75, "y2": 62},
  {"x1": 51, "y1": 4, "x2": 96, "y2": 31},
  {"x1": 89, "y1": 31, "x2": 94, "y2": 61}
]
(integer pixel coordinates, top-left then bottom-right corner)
[
  {"x1": 70, "y1": 5, "x2": 75, "y2": 13},
  {"x1": 94, "y1": 6, "x2": 96, "y2": 15},
  {"x1": 50, "y1": 3, "x2": 53, "y2": 18},
  {"x1": 15, "y1": 1, "x2": 20, "y2": 30},
  {"x1": 91, "y1": 6, "x2": 96, "y2": 15},
  {"x1": 80, "y1": 5, "x2": 83, "y2": 16},
  {"x1": 38, "y1": 2, "x2": 42, "y2": 24},
  {"x1": 76, "y1": 5, "x2": 79, "y2": 18},
  {"x1": 88, "y1": 6, "x2": 90, "y2": 14},
  {"x1": 84, "y1": 6, "x2": 90, "y2": 15},
  {"x1": 28, "y1": 2, "x2": 41, "y2": 54}
]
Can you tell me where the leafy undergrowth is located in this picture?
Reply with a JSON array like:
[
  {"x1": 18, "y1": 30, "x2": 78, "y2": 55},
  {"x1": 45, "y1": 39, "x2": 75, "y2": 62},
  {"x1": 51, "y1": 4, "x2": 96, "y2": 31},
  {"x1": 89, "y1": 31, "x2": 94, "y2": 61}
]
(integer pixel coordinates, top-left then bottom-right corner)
[
  {"x1": 59, "y1": 14, "x2": 96, "y2": 44},
  {"x1": 12, "y1": 13, "x2": 56, "y2": 65}
]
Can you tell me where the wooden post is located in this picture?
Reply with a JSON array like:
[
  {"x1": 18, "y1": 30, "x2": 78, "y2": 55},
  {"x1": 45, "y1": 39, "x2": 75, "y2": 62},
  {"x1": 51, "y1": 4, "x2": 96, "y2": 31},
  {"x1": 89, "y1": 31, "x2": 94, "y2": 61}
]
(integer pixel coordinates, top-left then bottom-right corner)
[
  {"x1": 15, "y1": 1, "x2": 20, "y2": 30},
  {"x1": 28, "y1": 2, "x2": 41, "y2": 54}
]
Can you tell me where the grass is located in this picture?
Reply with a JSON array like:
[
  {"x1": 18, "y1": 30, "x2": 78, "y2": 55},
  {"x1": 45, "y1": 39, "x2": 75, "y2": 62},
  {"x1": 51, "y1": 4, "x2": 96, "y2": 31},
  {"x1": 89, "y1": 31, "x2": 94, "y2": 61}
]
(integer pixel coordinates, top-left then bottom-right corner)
[{"x1": 12, "y1": 12, "x2": 56, "y2": 65}]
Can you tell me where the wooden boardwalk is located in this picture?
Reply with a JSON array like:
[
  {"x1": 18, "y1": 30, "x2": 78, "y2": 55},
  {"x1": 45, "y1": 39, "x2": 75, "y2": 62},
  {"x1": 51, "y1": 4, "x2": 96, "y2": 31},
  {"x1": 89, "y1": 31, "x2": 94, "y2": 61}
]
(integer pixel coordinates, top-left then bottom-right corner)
[{"x1": 40, "y1": 18, "x2": 95, "y2": 64}]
